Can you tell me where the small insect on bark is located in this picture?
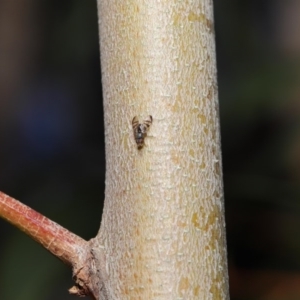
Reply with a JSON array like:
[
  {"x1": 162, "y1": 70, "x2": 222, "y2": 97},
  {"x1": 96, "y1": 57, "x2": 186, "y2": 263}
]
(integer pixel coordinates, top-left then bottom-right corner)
[{"x1": 132, "y1": 115, "x2": 153, "y2": 149}]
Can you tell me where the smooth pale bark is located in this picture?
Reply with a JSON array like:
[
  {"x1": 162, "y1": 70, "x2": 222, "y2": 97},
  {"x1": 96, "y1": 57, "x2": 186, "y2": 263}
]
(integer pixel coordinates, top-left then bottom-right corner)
[{"x1": 95, "y1": 0, "x2": 229, "y2": 299}]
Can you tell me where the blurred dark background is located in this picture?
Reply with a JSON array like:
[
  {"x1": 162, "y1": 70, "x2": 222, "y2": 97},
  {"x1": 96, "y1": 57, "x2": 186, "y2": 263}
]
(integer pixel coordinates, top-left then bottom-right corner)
[{"x1": 0, "y1": 0, "x2": 300, "y2": 299}]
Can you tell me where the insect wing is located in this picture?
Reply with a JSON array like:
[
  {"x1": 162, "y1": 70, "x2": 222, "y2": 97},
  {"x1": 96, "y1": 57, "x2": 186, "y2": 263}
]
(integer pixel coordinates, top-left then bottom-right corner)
[
  {"x1": 143, "y1": 115, "x2": 152, "y2": 129},
  {"x1": 132, "y1": 116, "x2": 139, "y2": 129}
]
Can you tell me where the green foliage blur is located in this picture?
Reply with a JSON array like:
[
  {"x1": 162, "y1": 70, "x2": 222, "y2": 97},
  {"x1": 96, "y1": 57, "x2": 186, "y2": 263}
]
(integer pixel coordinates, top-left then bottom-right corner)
[{"x1": 0, "y1": 0, "x2": 300, "y2": 299}]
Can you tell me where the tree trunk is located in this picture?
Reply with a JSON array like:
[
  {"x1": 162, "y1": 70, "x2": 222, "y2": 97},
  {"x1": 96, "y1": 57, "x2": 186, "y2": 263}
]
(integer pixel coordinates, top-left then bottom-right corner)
[
  {"x1": 94, "y1": 0, "x2": 229, "y2": 299},
  {"x1": 0, "y1": 0, "x2": 229, "y2": 298}
]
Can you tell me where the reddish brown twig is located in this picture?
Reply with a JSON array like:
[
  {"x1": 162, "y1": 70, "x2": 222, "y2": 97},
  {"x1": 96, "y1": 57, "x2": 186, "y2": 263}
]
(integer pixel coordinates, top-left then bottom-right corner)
[
  {"x1": 0, "y1": 191, "x2": 87, "y2": 266},
  {"x1": 0, "y1": 192, "x2": 105, "y2": 299}
]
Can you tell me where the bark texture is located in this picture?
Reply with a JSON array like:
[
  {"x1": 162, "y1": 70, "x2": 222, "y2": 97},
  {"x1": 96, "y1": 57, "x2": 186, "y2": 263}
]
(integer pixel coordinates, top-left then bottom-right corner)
[{"x1": 96, "y1": 0, "x2": 229, "y2": 299}]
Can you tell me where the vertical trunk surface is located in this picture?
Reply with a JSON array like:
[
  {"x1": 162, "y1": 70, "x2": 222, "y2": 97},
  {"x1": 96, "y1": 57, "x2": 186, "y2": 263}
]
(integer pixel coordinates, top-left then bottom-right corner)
[{"x1": 96, "y1": 0, "x2": 229, "y2": 299}]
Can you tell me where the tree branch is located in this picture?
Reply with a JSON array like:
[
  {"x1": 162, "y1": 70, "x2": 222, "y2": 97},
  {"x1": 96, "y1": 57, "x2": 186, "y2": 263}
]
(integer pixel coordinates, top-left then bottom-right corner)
[
  {"x1": 0, "y1": 191, "x2": 86, "y2": 265},
  {"x1": 0, "y1": 191, "x2": 100, "y2": 299}
]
